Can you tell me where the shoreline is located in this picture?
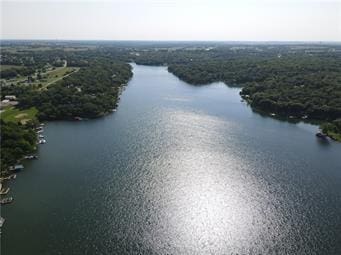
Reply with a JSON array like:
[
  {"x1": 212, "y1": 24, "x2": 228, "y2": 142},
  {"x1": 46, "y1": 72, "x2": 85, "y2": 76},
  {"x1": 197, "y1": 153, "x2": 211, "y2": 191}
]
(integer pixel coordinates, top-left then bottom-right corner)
[
  {"x1": 162, "y1": 68, "x2": 341, "y2": 143},
  {"x1": 240, "y1": 95, "x2": 341, "y2": 142},
  {"x1": 0, "y1": 82, "x2": 129, "y2": 232}
]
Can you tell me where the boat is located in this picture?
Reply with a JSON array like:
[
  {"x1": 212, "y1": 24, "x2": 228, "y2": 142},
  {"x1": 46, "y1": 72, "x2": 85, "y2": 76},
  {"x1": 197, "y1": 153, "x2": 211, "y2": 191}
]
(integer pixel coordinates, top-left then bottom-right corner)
[
  {"x1": 316, "y1": 132, "x2": 328, "y2": 139},
  {"x1": 0, "y1": 217, "x2": 5, "y2": 228},
  {"x1": 38, "y1": 139, "x2": 46, "y2": 144},
  {"x1": 0, "y1": 197, "x2": 13, "y2": 205},
  {"x1": 38, "y1": 134, "x2": 45, "y2": 138},
  {"x1": 0, "y1": 221, "x2": 3, "y2": 233},
  {"x1": 270, "y1": 113, "x2": 276, "y2": 116}
]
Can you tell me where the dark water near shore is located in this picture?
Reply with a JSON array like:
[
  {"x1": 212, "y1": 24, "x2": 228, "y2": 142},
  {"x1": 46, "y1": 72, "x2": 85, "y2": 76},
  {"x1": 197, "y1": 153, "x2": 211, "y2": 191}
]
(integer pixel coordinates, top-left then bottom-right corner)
[{"x1": 2, "y1": 64, "x2": 341, "y2": 255}]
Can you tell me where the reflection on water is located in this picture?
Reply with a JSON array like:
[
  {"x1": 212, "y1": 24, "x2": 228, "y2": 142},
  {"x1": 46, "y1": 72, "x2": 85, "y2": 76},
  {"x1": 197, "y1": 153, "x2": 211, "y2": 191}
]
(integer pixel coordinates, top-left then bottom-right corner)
[{"x1": 2, "y1": 64, "x2": 341, "y2": 255}]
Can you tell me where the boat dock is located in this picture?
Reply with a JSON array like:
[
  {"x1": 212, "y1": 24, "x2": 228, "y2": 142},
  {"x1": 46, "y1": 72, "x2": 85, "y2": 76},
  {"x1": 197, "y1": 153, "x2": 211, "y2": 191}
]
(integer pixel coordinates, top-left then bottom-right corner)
[
  {"x1": 0, "y1": 217, "x2": 5, "y2": 227},
  {"x1": 0, "y1": 174, "x2": 16, "y2": 182},
  {"x1": 9, "y1": 164, "x2": 24, "y2": 172},
  {"x1": 0, "y1": 197, "x2": 13, "y2": 205},
  {"x1": 24, "y1": 155, "x2": 38, "y2": 160},
  {"x1": 0, "y1": 217, "x2": 5, "y2": 232}
]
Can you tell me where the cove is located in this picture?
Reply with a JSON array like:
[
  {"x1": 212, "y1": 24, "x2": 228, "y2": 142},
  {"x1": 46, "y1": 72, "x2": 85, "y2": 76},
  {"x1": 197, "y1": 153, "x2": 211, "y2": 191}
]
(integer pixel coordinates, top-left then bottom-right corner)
[{"x1": 2, "y1": 64, "x2": 341, "y2": 254}]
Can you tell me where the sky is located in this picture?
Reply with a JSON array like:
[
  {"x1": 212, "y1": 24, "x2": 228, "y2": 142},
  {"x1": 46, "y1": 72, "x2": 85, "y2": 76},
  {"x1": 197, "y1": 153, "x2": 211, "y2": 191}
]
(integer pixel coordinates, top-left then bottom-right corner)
[{"x1": 1, "y1": 0, "x2": 341, "y2": 41}]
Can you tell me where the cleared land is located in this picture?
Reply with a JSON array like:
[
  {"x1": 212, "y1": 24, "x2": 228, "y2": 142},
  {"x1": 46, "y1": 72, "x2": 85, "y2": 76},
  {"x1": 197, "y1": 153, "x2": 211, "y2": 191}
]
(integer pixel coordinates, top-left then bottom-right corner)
[
  {"x1": 0, "y1": 107, "x2": 38, "y2": 124},
  {"x1": 38, "y1": 66, "x2": 79, "y2": 89},
  {"x1": 3, "y1": 66, "x2": 79, "y2": 88}
]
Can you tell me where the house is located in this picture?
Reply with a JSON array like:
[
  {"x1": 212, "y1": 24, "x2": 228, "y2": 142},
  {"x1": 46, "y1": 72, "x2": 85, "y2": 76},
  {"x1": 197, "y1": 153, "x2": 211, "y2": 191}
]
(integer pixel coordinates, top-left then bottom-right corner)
[
  {"x1": 1, "y1": 99, "x2": 18, "y2": 109},
  {"x1": 0, "y1": 99, "x2": 10, "y2": 109},
  {"x1": 4, "y1": 95, "x2": 17, "y2": 101}
]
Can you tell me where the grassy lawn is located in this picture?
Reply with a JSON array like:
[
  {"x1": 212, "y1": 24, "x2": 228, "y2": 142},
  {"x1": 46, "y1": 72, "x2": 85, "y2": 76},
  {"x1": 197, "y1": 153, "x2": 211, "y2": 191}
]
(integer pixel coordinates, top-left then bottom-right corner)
[
  {"x1": 1, "y1": 107, "x2": 38, "y2": 124},
  {"x1": 38, "y1": 66, "x2": 79, "y2": 89}
]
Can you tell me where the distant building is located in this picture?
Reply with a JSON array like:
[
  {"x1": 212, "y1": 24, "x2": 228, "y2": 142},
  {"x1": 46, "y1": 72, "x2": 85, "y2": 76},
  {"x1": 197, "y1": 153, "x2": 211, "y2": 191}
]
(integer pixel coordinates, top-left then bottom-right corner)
[
  {"x1": 0, "y1": 99, "x2": 18, "y2": 109},
  {"x1": 4, "y1": 95, "x2": 17, "y2": 100}
]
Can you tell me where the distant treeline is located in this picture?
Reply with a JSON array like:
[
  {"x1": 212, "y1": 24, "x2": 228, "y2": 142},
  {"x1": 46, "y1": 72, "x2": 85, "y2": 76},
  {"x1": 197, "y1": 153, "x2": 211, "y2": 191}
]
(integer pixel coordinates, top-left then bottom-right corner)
[{"x1": 1, "y1": 42, "x2": 341, "y2": 141}]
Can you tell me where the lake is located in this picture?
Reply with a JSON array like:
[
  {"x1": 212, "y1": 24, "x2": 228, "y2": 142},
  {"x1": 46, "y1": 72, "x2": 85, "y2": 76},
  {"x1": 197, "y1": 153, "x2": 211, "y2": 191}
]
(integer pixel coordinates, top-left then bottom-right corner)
[{"x1": 2, "y1": 64, "x2": 341, "y2": 254}]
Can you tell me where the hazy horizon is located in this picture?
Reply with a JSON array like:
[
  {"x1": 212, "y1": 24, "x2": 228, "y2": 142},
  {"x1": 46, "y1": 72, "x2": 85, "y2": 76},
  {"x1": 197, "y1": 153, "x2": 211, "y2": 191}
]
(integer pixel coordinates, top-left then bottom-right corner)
[
  {"x1": 1, "y1": 0, "x2": 340, "y2": 42},
  {"x1": 1, "y1": 39, "x2": 341, "y2": 43}
]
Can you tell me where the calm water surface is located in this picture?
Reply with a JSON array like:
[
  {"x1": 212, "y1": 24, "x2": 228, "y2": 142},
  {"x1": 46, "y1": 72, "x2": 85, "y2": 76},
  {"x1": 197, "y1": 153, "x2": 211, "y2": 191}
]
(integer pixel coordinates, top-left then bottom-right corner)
[{"x1": 2, "y1": 64, "x2": 341, "y2": 254}]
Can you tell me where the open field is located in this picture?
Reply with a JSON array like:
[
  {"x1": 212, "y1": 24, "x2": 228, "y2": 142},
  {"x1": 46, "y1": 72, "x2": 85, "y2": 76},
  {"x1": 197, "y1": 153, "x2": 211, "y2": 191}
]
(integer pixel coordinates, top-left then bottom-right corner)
[
  {"x1": 2, "y1": 66, "x2": 79, "y2": 88},
  {"x1": 1, "y1": 65, "x2": 24, "y2": 71},
  {"x1": 0, "y1": 107, "x2": 38, "y2": 124},
  {"x1": 39, "y1": 66, "x2": 79, "y2": 89}
]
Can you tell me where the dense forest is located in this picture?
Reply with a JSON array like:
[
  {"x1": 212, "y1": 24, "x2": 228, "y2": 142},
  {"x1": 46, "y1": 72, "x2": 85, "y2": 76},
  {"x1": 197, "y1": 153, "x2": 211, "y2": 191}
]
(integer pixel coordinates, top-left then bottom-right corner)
[
  {"x1": 20, "y1": 61, "x2": 132, "y2": 120},
  {"x1": 0, "y1": 120, "x2": 37, "y2": 173},
  {"x1": 2, "y1": 60, "x2": 132, "y2": 120},
  {"x1": 0, "y1": 66, "x2": 35, "y2": 79}
]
